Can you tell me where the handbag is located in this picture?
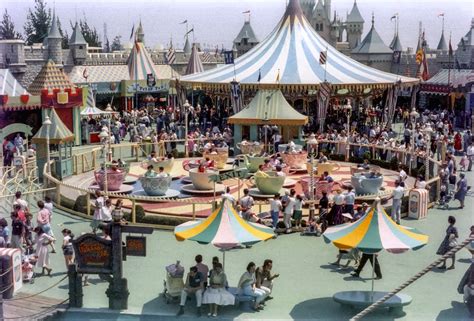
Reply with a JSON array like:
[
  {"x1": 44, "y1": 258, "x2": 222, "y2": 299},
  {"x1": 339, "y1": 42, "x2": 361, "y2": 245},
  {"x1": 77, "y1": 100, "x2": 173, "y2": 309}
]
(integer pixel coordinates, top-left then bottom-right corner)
[{"x1": 448, "y1": 233, "x2": 458, "y2": 247}]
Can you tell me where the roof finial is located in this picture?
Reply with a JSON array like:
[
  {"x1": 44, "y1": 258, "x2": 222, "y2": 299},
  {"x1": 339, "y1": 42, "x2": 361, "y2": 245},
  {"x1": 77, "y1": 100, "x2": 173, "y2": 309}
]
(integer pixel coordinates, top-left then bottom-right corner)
[{"x1": 371, "y1": 12, "x2": 374, "y2": 27}]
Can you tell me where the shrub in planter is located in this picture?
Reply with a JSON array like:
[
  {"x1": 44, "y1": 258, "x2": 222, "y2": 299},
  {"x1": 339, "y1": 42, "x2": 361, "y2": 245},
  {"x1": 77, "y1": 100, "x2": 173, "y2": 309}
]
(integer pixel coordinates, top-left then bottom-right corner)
[
  {"x1": 349, "y1": 156, "x2": 364, "y2": 164},
  {"x1": 73, "y1": 195, "x2": 90, "y2": 216},
  {"x1": 389, "y1": 157, "x2": 399, "y2": 170},
  {"x1": 363, "y1": 151, "x2": 371, "y2": 160}
]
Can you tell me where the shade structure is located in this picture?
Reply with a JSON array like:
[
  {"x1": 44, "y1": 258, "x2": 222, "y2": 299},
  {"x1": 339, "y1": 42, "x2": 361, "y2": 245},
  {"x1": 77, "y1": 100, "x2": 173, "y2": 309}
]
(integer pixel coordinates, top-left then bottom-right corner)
[
  {"x1": 32, "y1": 108, "x2": 75, "y2": 144},
  {"x1": 323, "y1": 199, "x2": 429, "y2": 254},
  {"x1": 180, "y1": 0, "x2": 418, "y2": 89},
  {"x1": 228, "y1": 89, "x2": 308, "y2": 126},
  {"x1": 174, "y1": 199, "x2": 274, "y2": 249},
  {"x1": 80, "y1": 106, "x2": 108, "y2": 116}
]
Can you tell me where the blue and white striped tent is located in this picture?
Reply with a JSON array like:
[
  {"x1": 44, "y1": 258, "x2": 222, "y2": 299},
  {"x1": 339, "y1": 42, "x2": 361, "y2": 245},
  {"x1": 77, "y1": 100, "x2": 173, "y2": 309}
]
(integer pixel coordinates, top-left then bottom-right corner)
[{"x1": 181, "y1": 0, "x2": 418, "y2": 90}]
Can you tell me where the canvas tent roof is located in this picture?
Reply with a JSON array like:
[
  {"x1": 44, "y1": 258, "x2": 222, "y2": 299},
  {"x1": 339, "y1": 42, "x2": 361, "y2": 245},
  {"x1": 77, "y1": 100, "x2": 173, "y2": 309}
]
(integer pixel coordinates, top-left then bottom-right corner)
[
  {"x1": 32, "y1": 108, "x2": 75, "y2": 144},
  {"x1": 228, "y1": 89, "x2": 308, "y2": 126},
  {"x1": 28, "y1": 60, "x2": 76, "y2": 95},
  {"x1": 181, "y1": 0, "x2": 417, "y2": 89}
]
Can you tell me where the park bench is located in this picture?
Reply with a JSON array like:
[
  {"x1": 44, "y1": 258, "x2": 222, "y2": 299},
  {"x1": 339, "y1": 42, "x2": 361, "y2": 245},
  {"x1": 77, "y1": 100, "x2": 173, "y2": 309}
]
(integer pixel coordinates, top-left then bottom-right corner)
[
  {"x1": 333, "y1": 291, "x2": 412, "y2": 315},
  {"x1": 228, "y1": 287, "x2": 256, "y2": 307}
]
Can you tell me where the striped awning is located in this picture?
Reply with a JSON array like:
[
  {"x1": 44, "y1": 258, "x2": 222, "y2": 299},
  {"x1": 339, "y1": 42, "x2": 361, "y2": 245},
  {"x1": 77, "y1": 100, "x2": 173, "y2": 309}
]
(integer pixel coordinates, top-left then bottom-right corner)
[
  {"x1": 127, "y1": 42, "x2": 159, "y2": 81},
  {"x1": 423, "y1": 69, "x2": 474, "y2": 87},
  {"x1": 174, "y1": 199, "x2": 274, "y2": 249},
  {"x1": 228, "y1": 89, "x2": 307, "y2": 125},
  {"x1": 323, "y1": 199, "x2": 428, "y2": 254},
  {"x1": 181, "y1": 0, "x2": 418, "y2": 90},
  {"x1": 32, "y1": 108, "x2": 75, "y2": 144},
  {"x1": 0, "y1": 69, "x2": 29, "y2": 96}
]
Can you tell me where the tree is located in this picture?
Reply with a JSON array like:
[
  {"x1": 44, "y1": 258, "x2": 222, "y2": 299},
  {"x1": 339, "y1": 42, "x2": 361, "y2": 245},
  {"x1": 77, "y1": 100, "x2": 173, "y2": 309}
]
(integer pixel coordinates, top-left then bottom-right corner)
[
  {"x1": 0, "y1": 9, "x2": 22, "y2": 40},
  {"x1": 111, "y1": 35, "x2": 122, "y2": 51},
  {"x1": 24, "y1": 0, "x2": 51, "y2": 45},
  {"x1": 79, "y1": 18, "x2": 101, "y2": 47}
]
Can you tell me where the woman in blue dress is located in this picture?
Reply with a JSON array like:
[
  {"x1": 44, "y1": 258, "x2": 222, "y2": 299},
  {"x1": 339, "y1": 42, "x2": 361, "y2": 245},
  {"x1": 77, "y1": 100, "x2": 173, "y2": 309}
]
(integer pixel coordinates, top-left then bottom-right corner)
[
  {"x1": 436, "y1": 216, "x2": 458, "y2": 270},
  {"x1": 455, "y1": 173, "x2": 469, "y2": 209}
]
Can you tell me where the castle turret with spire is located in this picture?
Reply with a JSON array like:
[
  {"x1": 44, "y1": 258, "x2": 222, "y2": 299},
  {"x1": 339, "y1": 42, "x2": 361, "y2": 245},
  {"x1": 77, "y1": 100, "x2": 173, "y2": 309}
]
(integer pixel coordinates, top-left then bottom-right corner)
[
  {"x1": 233, "y1": 17, "x2": 259, "y2": 57},
  {"x1": 47, "y1": 12, "x2": 63, "y2": 67}
]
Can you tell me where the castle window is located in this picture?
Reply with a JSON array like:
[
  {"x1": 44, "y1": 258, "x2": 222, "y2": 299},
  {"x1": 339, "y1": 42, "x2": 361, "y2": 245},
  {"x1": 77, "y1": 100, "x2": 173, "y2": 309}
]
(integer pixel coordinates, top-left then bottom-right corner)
[
  {"x1": 79, "y1": 46, "x2": 83, "y2": 49},
  {"x1": 320, "y1": 24, "x2": 324, "y2": 31},
  {"x1": 11, "y1": 45, "x2": 14, "y2": 53},
  {"x1": 243, "y1": 38, "x2": 248, "y2": 45},
  {"x1": 315, "y1": 24, "x2": 320, "y2": 31}
]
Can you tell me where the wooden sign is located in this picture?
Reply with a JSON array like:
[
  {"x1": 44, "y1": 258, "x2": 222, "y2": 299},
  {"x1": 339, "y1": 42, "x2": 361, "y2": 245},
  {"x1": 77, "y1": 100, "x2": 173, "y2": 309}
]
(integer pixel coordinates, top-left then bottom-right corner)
[
  {"x1": 126, "y1": 236, "x2": 147, "y2": 257},
  {"x1": 73, "y1": 234, "x2": 113, "y2": 274},
  {"x1": 208, "y1": 168, "x2": 248, "y2": 183}
]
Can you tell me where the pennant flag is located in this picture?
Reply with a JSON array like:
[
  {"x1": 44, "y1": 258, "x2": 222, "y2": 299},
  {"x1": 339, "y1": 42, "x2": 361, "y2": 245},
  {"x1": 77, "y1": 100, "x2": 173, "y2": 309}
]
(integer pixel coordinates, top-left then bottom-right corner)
[
  {"x1": 417, "y1": 48, "x2": 429, "y2": 81},
  {"x1": 390, "y1": 14, "x2": 398, "y2": 21},
  {"x1": 82, "y1": 67, "x2": 89, "y2": 80},
  {"x1": 415, "y1": 48, "x2": 423, "y2": 65},
  {"x1": 224, "y1": 51, "x2": 234, "y2": 64},
  {"x1": 185, "y1": 28, "x2": 194, "y2": 37},
  {"x1": 242, "y1": 10, "x2": 251, "y2": 14},
  {"x1": 438, "y1": 13, "x2": 445, "y2": 17},
  {"x1": 319, "y1": 51, "x2": 327, "y2": 65},
  {"x1": 129, "y1": 24, "x2": 135, "y2": 41},
  {"x1": 257, "y1": 69, "x2": 261, "y2": 83},
  {"x1": 180, "y1": 20, "x2": 188, "y2": 24}
]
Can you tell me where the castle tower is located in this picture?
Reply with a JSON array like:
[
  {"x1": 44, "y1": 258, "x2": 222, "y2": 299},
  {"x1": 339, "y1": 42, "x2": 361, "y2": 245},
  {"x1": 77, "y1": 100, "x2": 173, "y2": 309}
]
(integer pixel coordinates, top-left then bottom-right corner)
[
  {"x1": 69, "y1": 22, "x2": 87, "y2": 65},
  {"x1": 299, "y1": 0, "x2": 315, "y2": 19},
  {"x1": 436, "y1": 17, "x2": 448, "y2": 52},
  {"x1": 346, "y1": 0, "x2": 364, "y2": 50},
  {"x1": 312, "y1": 0, "x2": 331, "y2": 43},
  {"x1": 233, "y1": 18, "x2": 259, "y2": 57},
  {"x1": 47, "y1": 12, "x2": 63, "y2": 67},
  {"x1": 324, "y1": 0, "x2": 331, "y2": 21},
  {"x1": 136, "y1": 20, "x2": 145, "y2": 43}
]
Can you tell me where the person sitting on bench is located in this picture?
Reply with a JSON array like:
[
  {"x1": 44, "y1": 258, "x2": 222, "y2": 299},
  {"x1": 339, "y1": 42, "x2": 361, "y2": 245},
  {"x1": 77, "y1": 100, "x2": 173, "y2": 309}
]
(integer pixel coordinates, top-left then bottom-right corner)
[
  {"x1": 177, "y1": 266, "x2": 204, "y2": 317},
  {"x1": 256, "y1": 259, "x2": 279, "y2": 299},
  {"x1": 238, "y1": 262, "x2": 268, "y2": 311}
]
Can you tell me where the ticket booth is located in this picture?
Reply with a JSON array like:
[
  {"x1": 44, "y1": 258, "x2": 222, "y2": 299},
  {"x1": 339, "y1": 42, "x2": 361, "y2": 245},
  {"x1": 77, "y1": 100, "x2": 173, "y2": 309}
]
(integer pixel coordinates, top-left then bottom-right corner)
[{"x1": 408, "y1": 189, "x2": 429, "y2": 219}]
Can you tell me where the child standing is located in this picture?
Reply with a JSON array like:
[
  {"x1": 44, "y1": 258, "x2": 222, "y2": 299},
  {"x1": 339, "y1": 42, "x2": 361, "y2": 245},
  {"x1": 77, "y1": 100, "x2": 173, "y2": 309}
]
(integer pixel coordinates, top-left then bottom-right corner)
[
  {"x1": 269, "y1": 194, "x2": 282, "y2": 230},
  {"x1": 460, "y1": 152, "x2": 469, "y2": 172},
  {"x1": 293, "y1": 194, "x2": 305, "y2": 229},
  {"x1": 61, "y1": 229, "x2": 74, "y2": 268}
]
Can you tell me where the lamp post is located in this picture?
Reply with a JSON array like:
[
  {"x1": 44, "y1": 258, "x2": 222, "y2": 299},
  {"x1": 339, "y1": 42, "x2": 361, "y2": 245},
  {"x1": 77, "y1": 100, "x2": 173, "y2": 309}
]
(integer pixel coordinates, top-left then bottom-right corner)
[
  {"x1": 409, "y1": 108, "x2": 419, "y2": 174},
  {"x1": 423, "y1": 124, "x2": 433, "y2": 181},
  {"x1": 183, "y1": 100, "x2": 190, "y2": 157},
  {"x1": 99, "y1": 128, "x2": 109, "y2": 194},
  {"x1": 307, "y1": 133, "x2": 318, "y2": 220},
  {"x1": 343, "y1": 100, "x2": 352, "y2": 161},
  {"x1": 262, "y1": 112, "x2": 270, "y2": 154},
  {"x1": 43, "y1": 115, "x2": 52, "y2": 174}
]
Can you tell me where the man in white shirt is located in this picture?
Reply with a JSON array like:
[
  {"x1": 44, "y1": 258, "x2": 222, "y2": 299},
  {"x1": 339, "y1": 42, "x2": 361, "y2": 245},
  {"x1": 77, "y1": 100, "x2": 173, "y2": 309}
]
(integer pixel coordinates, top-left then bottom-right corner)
[
  {"x1": 221, "y1": 187, "x2": 236, "y2": 207},
  {"x1": 283, "y1": 189, "x2": 296, "y2": 234},
  {"x1": 269, "y1": 194, "x2": 282, "y2": 230},
  {"x1": 467, "y1": 142, "x2": 474, "y2": 172},
  {"x1": 398, "y1": 166, "x2": 407, "y2": 183},
  {"x1": 13, "y1": 191, "x2": 28, "y2": 212},
  {"x1": 389, "y1": 181, "x2": 405, "y2": 224}
]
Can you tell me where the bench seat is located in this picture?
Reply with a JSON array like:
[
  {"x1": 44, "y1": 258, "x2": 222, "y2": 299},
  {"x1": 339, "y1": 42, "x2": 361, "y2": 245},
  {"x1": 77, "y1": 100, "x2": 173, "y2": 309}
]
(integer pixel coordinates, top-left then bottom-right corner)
[{"x1": 333, "y1": 291, "x2": 412, "y2": 314}]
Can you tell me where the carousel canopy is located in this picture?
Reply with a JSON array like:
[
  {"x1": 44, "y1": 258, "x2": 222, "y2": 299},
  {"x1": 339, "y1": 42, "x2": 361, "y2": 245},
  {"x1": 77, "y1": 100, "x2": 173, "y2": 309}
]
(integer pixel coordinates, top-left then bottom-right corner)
[
  {"x1": 32, "y1": 108, "x2": 75, "y2": 144},
  {"x1": 228, "y1": 89, "x2": 307, "y2": 125},
  {"x1": 28, "y1": 60, "x2": 76, "y2": 95},
  {"x1": 127, "y1": 41, "x2": 160, "y2": 81},
  {"x1": 181, "y1": 0, "x2": 418, "y2": 89}
]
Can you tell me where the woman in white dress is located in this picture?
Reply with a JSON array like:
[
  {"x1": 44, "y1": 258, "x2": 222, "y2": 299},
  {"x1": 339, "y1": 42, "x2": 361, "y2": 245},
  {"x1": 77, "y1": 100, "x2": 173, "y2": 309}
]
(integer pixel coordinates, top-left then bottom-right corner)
[
  {"x1": 202, "y1": 263, "x2": 234, "y2": 317},
  {"x1": 35, "y1": 227, "x2": 55, "y2": 275}
]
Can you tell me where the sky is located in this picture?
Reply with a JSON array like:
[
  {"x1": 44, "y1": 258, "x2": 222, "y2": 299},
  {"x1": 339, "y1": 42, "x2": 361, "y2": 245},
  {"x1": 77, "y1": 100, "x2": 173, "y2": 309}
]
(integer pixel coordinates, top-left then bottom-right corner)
[{"x1": 3, "y1": 0, "x2": 473, "y2": 50}]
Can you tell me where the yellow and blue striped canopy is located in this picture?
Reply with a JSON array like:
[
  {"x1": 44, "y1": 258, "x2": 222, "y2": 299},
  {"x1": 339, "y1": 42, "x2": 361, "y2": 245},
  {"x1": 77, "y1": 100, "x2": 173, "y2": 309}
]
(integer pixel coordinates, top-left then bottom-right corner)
[
  {"x1": 323, "y1": 200, "x2": 428, "y2": 254},
  {"x1": 174, "y1": 199, "x2": 274, "y2": 249}
]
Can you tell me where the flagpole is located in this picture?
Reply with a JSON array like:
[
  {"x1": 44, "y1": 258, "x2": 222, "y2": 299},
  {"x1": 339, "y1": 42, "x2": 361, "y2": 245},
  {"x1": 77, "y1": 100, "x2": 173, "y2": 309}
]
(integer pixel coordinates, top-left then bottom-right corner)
[
  {"x1": 324, "y1": 46, "x2": 328, "y2": 82},
  {"x1": 447, "y1": 31, "x2": 452, "y2": 111}
]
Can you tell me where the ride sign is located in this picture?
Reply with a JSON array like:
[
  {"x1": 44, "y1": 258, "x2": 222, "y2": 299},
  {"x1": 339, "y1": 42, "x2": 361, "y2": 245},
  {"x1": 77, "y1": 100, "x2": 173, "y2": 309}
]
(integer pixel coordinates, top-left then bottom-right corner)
[
  {"x1": 73, "y1": 234, "x2": 113, "y2": 274},
  {"x1": 126, "y1": 236, "x2": 147, "y2": 257}
]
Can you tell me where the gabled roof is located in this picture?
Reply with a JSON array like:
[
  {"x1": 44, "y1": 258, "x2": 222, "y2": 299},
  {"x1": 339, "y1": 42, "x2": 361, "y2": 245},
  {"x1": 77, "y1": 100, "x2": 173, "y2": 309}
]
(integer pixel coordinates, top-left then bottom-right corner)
[
  {"x1": 228, "y1": 89, "x2": 307, "y2": 126},
  {"x1": 28, "y1": 60, "x2": 76, "y2": 95},
  {"x1": 182, "y1": 0, "x2": 416, "y2": 87},
  {"x1": 390, "y1": 33, "x2": 403, "y2": 52},
  {"x1": 437, "y1": 32, "x2": 448, "y2": 51},
  {"x1": 233, "y1": 20, "x2": 258, "y2": 44},
  {"x1": 352, "y1": 16, "x2": 392, "y2": 54},
  {"x1": 47, "y1": 13, "x2": 62, "y2": 39},
  {"x1": 458, "y1": 18, "x2": 474, "y2": 47},
  {"x1": 69, "y1": 22, "x2": 87, "y2": 45},
  {"x1": 313, "y1": 0, "x2": 328, "y2": 20},
  {"x1": 346, "y1": 0, "x2": 364, "y2": 23},
  {"x1": 32, "y1": 108, "x2": 75, "y2": 144},
  {"x1": 185, "y1": 44, "x2": 204, "y2": 75}
]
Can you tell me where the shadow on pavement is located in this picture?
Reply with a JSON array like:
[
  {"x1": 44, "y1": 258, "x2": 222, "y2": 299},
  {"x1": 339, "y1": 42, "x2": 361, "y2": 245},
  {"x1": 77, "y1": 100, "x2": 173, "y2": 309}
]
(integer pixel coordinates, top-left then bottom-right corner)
[{"x1": 436, "y1": 300, "x2": 471, "y2": 321}]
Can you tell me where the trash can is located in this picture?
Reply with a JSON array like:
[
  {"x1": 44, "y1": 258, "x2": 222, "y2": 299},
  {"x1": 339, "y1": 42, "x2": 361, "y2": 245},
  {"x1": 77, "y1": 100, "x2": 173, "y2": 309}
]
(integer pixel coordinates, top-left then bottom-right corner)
[
  {"x1": 0, "y1": 248, "x2": 22, "y2": 299},
  {"x1": 408, "y1": 189, "x2": 428, "y2": 219}
]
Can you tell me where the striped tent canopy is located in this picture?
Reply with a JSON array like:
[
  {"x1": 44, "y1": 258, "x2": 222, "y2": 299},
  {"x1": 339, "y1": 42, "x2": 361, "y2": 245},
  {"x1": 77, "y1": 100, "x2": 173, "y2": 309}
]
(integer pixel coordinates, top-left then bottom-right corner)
[
  {"x1": 228, "y1": 89, "x2": 307, "y2": 125},
  {"x1": 181, "y1": 0, "x2": 418, "y2": 90},
  {"x1": 28, "y1": 60, "x2": 77, "y2": 95},
  {"x1": 0, "y1": 69, "x2": 29, "y2": 96},
  {"x1": 32, "y1": 108, "x2": 74, "y2": 144},
  {"x1": 174, "y1": 199, "x2": 274, "y2": 249},
  {"x1": 127, "y1": 42, "x2": 159, "y2": 81},
  {"x1": 323, "y1": 199, "x2": 428, "y2": 254},
  {"x1": 185, "y1": 43, "x2": 204, "y2": 75}
]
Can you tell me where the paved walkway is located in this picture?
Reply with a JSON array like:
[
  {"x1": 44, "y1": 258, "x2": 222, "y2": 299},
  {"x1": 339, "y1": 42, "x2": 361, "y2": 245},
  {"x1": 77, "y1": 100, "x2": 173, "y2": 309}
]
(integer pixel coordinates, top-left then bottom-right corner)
[{"x1": 13, "y1": 168, "x2": 471, "y2": 321}]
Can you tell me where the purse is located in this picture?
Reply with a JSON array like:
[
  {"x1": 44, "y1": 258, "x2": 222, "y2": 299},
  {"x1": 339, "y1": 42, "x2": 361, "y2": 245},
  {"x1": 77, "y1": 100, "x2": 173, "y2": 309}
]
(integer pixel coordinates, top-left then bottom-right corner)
[{"x1": 448, "y1": 233, "x2": 458, "y2": 247}]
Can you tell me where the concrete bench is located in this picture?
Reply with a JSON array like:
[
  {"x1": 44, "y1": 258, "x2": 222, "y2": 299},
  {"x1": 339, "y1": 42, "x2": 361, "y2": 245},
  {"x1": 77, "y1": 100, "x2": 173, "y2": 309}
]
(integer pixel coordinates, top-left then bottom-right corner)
[
  {"x1": 333, "y1": 291, "x2": 412, "y2": 315},
  {"x1": 228, "y1": 287, "x2": 256, "y2": 307}
]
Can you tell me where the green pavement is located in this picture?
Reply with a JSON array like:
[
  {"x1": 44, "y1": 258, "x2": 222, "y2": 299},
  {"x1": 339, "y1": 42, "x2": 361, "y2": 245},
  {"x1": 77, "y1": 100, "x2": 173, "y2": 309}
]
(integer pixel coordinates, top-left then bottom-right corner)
[{"x1": 16, "y1": 170, "x2": 471, "y2": 321}]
